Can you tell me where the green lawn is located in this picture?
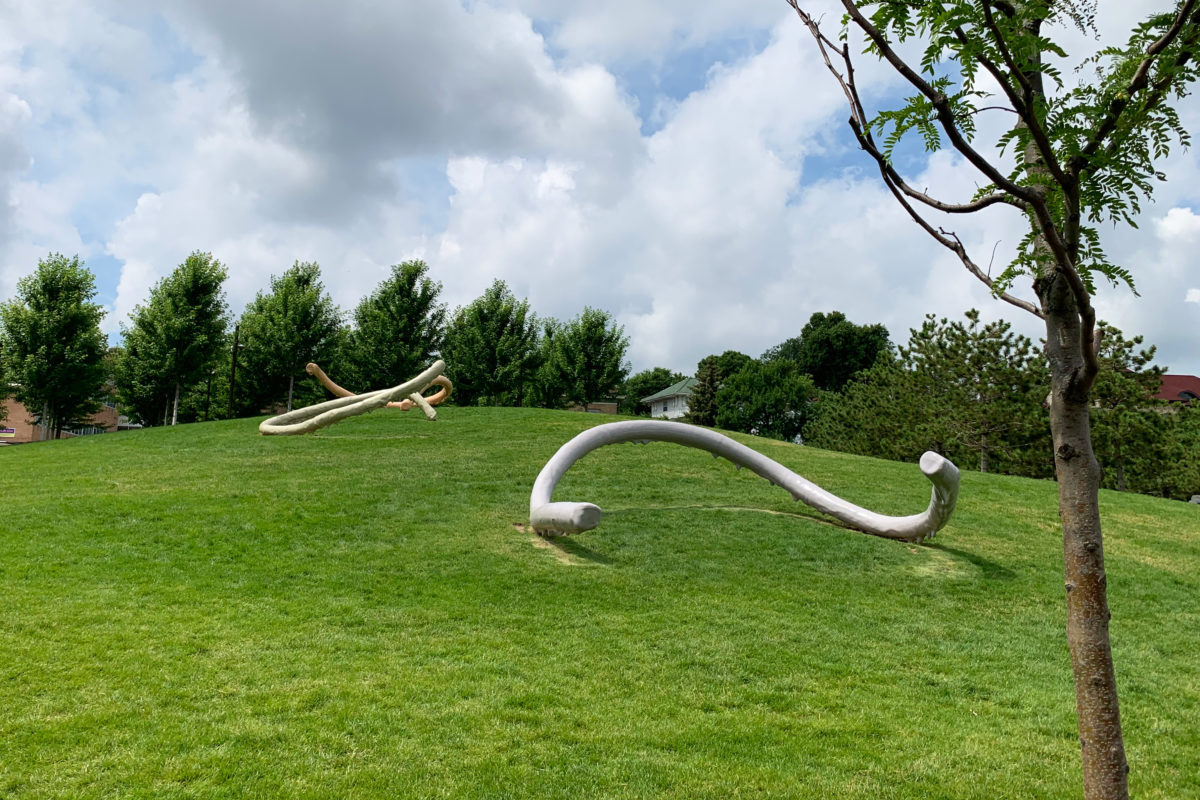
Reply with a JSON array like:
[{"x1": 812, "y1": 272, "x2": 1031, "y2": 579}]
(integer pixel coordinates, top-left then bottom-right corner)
[{"x1": 1, "y1": 407, "x2": 1197, "y2": 799}]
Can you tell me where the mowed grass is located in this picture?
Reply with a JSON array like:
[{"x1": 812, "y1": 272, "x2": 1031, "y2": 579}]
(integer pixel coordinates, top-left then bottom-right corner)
[{"x1": 1, "y1": 407, "x2": 1197, "y2": 799}]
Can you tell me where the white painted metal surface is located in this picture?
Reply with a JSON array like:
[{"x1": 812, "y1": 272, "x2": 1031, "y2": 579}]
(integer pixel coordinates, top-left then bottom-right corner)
[{"x1": 529, "y1": 420, "x2": 959, "y2": 542}]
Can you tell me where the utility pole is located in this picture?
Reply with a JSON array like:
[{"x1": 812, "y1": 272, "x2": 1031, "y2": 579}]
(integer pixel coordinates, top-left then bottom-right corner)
[{"x1": 227, "y1": 323, "x2": 240, "y2": 419}]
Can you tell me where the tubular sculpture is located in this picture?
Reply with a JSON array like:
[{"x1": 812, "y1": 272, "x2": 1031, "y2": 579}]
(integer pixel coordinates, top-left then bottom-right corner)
[
  {"x1": 529, "y1": 420, "x2": 959, "y2": 543},
  {"x1": 260, "y1": 360, "x2": 446, "y2": 435},
  {"x1": 306, "y1": 361, "x2": 453, "y2": 413}
]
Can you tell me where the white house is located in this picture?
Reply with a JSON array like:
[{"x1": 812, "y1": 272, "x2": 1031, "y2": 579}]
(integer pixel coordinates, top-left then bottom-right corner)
[{"x1": 642, "y1": 377, "x2": 698, "y2": 419}]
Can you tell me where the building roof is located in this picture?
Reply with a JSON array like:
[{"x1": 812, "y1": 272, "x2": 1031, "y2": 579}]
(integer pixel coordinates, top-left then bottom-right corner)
[
  {"x1": 641, "y1": 377, "x2": 698, "y2": 403},
  {"x1": 1156, "y1": 374, "x2": 1200, "y2": 402}
]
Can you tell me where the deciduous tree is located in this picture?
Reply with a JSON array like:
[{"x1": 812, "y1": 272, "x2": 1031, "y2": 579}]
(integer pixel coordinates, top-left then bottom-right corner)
[
  {"x1": 115, "y1": 251, "x2": 229, "y2": 426},
  {"x1": 715, "y1": 359, "x2": 815, "y2": 441},
  {"x1": 539, "y1": 307, "x2": 630, "y2": 408},
  {"x1": 0, "y1": 253, "x2": 108, "y2": 439},
  {"x1": 341, "y1": 260, "x2": 446, "y2": 392},
  {"x1": 236, "y1": 261, "x2": 343, "y2": 413},
  {"x1": 620, "y1": 367, "x2": 685, "y2": 415},
  {"x1": 441, "y1": 280, "x2": 540, "y2": 406},
  {"x1": 787, "y1": 2, "x2": 1200, "y2": 795},
  {"x1": 763, "y1": 311, "x2": 892, "y2": 391}
]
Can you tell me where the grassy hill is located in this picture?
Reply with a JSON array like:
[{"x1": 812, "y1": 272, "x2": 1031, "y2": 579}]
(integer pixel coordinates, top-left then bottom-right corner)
[{"x1": 1, "y1": 407, "x2": 1197, "y2": 799}]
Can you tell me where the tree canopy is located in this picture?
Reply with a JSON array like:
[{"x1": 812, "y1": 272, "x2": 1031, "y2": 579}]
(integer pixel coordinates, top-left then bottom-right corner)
[
  {"x1": 620, "y1": 367, "x2": 686, "y2": 415},
  {"x1": 441, "y1": 280, "x2": 540, "y2": 406},
  {"x1": 0, "y1": 253, "x2": 108, "y2": 438},
  {"x1": 236, "y1": 261, "x2": 342, "y2": 413},
  {"x1": 763, "y1": 311, "x2": 891, "y2": 392},
  {"x1": 341, "y1": 260, "x2": 446, "y2": 392},
  {"x1": 115, "y1": 251, "x2": 229, "y2": 426},
  {"x1": 538, "y1": 306, "x2": 630, "y2": 408}
]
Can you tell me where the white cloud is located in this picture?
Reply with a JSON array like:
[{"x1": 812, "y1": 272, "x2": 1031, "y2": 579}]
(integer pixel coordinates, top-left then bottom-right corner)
[
  {"x1": 1, "y1": 0, "x2": 1197, "y2": 382},
  {"x1": 1186, "y1": 289, "x2": 1200, "y2": 304}
]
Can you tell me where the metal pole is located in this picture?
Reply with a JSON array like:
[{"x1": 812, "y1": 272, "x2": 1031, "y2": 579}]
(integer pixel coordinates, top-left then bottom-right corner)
[{"x1": 227, "y1": 323, "x2": 240, "y2": 419}]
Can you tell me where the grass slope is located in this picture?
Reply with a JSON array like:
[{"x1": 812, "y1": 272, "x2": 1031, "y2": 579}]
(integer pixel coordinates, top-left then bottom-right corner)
[{"x1": 1, "y1": 407, "x2": 1197, "y2": 799}]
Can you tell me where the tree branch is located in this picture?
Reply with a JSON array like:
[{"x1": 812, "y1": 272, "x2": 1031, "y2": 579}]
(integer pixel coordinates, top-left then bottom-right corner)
[{"x1": 1075, "y1": 0, "x2": 1200, "y2": 171}]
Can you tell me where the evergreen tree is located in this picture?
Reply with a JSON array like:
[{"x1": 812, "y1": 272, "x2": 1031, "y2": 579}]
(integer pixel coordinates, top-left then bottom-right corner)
[
  {"x1": 441, "y1": 280, "x2": 540, "y2": 406},
  {"x1": 0, "y1": 253, "x2": 108, "y2": 439},
  {"x1": 903, "y1": 310, "x2": 1050, "y2": 475},
  {"x1": 1089, "y1": 322, "x2": 1165, "y2": 492},
  {"x1": 342, "y1": 260, "x2": 446, "y2": 392},
  {"x1": 236, "y1": 261, "x2": 343, "y2": 413},
  {"x1": 687, "y1": 359, "x2": 720, "y2": 426}
]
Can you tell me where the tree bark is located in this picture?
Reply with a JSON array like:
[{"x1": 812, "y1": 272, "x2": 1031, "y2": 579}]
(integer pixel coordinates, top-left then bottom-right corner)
[
  {"x1": 287, "y1": 375, "x2": 295, "y2": 413},
  {"x1": 1039, "y1": 272, "x2": 1128, "y2": 800},
  {"x1": 172, "y1": 383, "x2": 181, "y2": 426},
  {"x1": 40, "y1": 402, "x2": 49, "y2": 441}
]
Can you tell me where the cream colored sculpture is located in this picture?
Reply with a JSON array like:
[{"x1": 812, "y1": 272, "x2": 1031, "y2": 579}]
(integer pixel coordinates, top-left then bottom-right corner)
[
  {"x1": 529, "y1": 420, "x2": 959, "y2": 543},
  {"x1": 259, "y1": 360, "x2": 446, "y2": 435},
  {"x1": 306, "y1": 361, "x2": 453, "y2": 413}
]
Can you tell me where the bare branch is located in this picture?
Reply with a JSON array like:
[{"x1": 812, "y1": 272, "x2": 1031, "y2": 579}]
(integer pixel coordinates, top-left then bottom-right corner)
[{"x1": 836, "y1": 1, "x2": 1040, "y2": 206}]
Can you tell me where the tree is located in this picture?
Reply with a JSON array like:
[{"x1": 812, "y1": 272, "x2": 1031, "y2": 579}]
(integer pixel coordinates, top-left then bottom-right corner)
[
  {"x1": 115, "y1": 251, "x2": 229, "y2": 426},
  {"x1": 539, "y1": 307, "x2": 630, "y2": 407},
  {"x1": 763, "y1": 311, "x2": 892, "y2": 391},
  {"x1": 0, "y1": 254, "x2": 108, "y2": 439},
  {"x1": 688, "y1": 350, "x2": 754, "y2": 426},
  {"x1": 903, "y1": 310, "x2": 1049, "y2": 474},
  {"x1": 1089, "y1": 322, "x2": 1164, "y2": 492},
  {"x1": 715, "y1": 359, "x2": 816, "y2": 442},
  {"x1": 236, "y1": 261, "x2": 343, "y2": 413},
  {"x1": 341, "y1": 260, "x2": 446, "y2": 392},
  {"x1": 441, "y1": 280, "x2": 540, "y2": 406},
  {"x1": 787, "y1": 3, "x2": 1200, "y2": 795},
  {"x1": 619, "y1": 367, "x2": 685, "y2": 415},
  {"x1": 805, "y1": 359, "x2": 928, "y2": 461},
  {"x1": 686, "y1": 359, "x2": 721, "y2": 426}
]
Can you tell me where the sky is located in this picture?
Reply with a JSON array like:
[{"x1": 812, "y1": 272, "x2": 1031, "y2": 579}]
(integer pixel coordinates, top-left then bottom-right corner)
[{"x1": 1, "y1": 0, "x2": 1197, "y2": 377}]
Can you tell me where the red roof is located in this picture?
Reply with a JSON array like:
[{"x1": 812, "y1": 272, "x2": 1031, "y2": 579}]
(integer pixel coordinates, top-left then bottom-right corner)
[{"x1": 1156, "y1": 374, "x2": 1200, "y2": 402}]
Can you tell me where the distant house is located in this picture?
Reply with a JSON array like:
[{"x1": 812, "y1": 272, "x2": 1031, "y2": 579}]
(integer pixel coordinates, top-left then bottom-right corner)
[
  {"x1": 1, "y1": 391, "x2": 135, "y2": 445},
  {"x1": 1156, "y1": 374, "x2": 1200, "y2": 404},
  {"x1": 641, "y1": 377, "x2": 698, "y2": 419}
]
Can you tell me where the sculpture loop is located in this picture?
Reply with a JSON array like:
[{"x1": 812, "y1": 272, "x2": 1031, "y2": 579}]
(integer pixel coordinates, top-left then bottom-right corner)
[
  {"x1": 529, "y1": 420, "x2": 959, "y2": 543},
  {"x1": 306, "y1": 362, "x2": 453, "y2": 414},
  {"x1": 260, "y1": 360, "x2": 446, "y2": 435}
]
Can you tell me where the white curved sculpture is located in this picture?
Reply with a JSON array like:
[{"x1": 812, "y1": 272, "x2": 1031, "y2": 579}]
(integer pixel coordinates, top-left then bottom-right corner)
[
  {"x1": 529, "y1": 420, "x2": 959, "y2": 542},
  {"x1": 306, "y1": 361, "x2": 453, "y2": 413},
  {"x1": 260, "y1": 360, "x2": 446, "y2": 435}
]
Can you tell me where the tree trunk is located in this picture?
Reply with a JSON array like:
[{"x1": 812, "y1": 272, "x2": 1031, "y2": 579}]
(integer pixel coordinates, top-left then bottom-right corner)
[
  {"x1": 1040, "y1": 274, "x2": 1128, "y2": 800},
  {"x1": 172, "y1": 383, "x2": 181, "y2": 426},
  {"x1": 40, "y1": 402, "x2": 49, "y2": 441},
  {"x1": 980, "y1": 435, "x2": 989, "y2": 474},
  {"x1": 287, "y1": 375, "x2": 295, "y2": 413}
]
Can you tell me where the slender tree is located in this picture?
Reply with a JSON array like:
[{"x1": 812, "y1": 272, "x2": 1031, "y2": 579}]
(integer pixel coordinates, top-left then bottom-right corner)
[
  {"x1": 441, "y1": 280, "x2": 540, "y2": 406},
  {"x1": 787, "y1": 2, "x2": 1200, "y2": 796},
  {"x1": 341, "y1": 260, "x2": 446, "y2": 392},
  {"x1": 236, "y1": 261, "x2": 343, "y2": 413},
  {"x1": 0, "y1": 253, "x2": 108, "y2": 439},
  {"x1": 116, "y1": 251, "x2": 229, "y2": 426},
  {"x1": 686, "y1": 359, "x2": 721, "y2": 426}
]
